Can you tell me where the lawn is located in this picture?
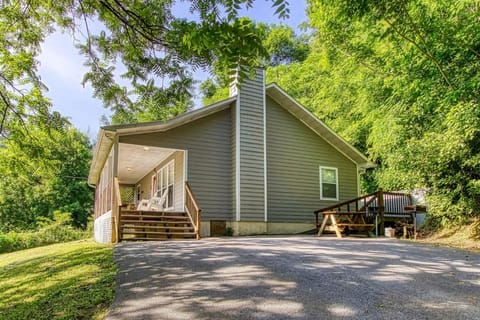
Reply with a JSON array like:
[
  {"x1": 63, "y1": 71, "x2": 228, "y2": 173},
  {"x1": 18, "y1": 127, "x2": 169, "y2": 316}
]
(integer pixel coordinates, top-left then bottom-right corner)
[{"x1": 0, "y1": 240, "x2": 116, "y2": 320}]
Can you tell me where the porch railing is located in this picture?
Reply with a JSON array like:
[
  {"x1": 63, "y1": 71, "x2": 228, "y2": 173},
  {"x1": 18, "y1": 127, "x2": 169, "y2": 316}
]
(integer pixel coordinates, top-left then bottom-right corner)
[
  {"x1": 185, "y1": 181, "x2": 202, "y2": 240},
  {"x1": 314, "y1": 189, "x2": 413, "y2": 236}
]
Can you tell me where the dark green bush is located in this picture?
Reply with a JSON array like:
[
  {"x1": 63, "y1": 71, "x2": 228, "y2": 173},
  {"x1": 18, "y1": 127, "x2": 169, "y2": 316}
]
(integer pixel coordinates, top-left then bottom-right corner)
[{"x1": 0, "y1": 211, "x2": 90, "y2": 254}]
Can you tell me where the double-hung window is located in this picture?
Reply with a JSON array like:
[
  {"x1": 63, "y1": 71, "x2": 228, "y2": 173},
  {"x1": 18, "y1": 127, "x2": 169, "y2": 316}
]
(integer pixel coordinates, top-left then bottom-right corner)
[
  {"x1": 156, "y1": 160, "x2": 175, "y2": 210},
  {"x1": 320, "y1": 166, "x2": 338, "y2": 201}
]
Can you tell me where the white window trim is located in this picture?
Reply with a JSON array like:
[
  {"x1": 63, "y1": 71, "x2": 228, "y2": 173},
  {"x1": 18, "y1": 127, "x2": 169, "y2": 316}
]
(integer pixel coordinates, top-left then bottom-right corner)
[
  {"x1": 319, "y1": 166, "x2": 339, "y2": 201},
  {"x1": 156, "y1": 159, "x2": 175, "y2": 211},
  {"x1": 151, "y1": 174, "x2": 157, "y2": 198}
]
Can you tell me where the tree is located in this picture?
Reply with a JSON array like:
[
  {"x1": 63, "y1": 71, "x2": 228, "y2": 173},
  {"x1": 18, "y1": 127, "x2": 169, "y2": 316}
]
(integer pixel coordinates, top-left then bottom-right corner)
[
  {"x1": 0, "y1": 117, "x2": 93, "y2": 231},
  {"x1": 263, "y1": 24, "x2": 309, "y2": 66},
  {"x1": 300, "y1": 0, "x2": 480, "y2": 224},
  {"x1": 0, "y1": 0, "x2": 290, "y2": 133},
  {"x1": 200, "y1": 23, "x2": 309, "y2": 104}
]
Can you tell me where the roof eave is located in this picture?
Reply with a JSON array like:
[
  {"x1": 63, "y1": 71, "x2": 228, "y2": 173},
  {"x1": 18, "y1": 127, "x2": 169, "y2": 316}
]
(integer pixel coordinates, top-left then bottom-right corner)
[
  {"x1": 87, "y1": 129, "x2": 116, "y2": 186},
  {"x1": 87, "y1": 96, "x2": 237, "y2": 186},
  {"x1": 103, "y1": 96, "x2": 236, "y2": 136}
]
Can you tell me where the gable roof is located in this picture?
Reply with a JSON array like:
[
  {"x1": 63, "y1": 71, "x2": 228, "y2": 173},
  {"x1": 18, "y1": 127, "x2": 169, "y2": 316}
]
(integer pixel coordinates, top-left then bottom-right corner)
[
  {"x1": 88, "y1": 96, "x2": 236, "y2": 185},
  {"x1": 265, "y1": 83, "x2": 373, "y2": 169},
  {"x1": 88, "y1": 85, "x2": 373, "y2": 185}
]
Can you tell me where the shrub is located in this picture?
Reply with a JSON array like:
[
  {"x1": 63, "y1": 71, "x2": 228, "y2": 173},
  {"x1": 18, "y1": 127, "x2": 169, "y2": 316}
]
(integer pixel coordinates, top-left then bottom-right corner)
[
  {"x1": 225, "y1": 227, "x2": 234, "y2": 236},
  {"x1": 0, "y1": 211, "x2": 91, "y2": 254}
]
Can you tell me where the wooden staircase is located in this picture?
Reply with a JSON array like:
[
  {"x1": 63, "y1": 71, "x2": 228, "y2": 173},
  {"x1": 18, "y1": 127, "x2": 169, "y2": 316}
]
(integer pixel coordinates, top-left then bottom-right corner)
[
  {"x1": 112, "y1": 179, "x2": 202, "y2": 242},
  {"x1": 119, "y1": 210, "x2": 197, "y2": 241}
]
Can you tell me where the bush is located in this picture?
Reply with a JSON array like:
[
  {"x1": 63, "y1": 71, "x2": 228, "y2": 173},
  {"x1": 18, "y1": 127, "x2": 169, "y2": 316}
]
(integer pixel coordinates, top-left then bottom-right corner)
[
  {"x1": 225, "y1": 227, "x2": 234, "y2": 236},
  {"x1": 0, "y1": 211, "x2": 91, "y2": 254}
]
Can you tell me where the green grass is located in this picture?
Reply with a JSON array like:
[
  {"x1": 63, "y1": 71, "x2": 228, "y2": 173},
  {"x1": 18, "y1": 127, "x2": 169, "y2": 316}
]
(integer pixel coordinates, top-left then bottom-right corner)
[{"x1": 0, "y1": 240, "x2": 117, "y2": 320}]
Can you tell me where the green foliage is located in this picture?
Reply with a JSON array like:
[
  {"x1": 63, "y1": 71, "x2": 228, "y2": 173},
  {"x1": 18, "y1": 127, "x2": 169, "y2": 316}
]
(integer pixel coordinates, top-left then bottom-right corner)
[
  {"x1": 0, "y1": 0, "x2": 290, "y2": 128},
  {"x1": 0, "y1": 121, "x2": 93, "y2": 232},
  {"x1": 263, "y1": 24, "x2": 310, "y2": 66},
  {"x1": 295, "y1": 0, "x2": 480, "y2": 224},
  {"x1": 0, "y1": 211, "x2": 91, "y2": 254},
  {"x1": 202, "y1": 86, "x2": 230, "y2": 106},
  {"x1": 0, "y1": 240, "x2": 116, "y2": 319},
  {"x1": 199, "y1": 1, "x2": 480, "y2": 225},
  {"x1": 200, "y1": 23, "x2": 309, "y2": 103}
]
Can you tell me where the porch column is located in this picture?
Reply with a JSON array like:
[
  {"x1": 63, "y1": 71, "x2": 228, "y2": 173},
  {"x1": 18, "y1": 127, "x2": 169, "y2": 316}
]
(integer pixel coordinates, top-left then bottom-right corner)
[{"x1": 111, "y1": 135, "x2": 119, "y2": 243}]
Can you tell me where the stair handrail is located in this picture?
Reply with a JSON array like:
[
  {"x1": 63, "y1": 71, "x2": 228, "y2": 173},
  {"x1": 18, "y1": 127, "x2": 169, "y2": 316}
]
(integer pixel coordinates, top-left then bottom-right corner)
[
  {"x1": 185, "y1": 181, "x2": 202, "y2": 240},
  {"x1": 314, "y1": 191, "x2": 379, "y2": 214},
  {"x1": 314, "y1": 189, "x2": 417, "y2": 236}
]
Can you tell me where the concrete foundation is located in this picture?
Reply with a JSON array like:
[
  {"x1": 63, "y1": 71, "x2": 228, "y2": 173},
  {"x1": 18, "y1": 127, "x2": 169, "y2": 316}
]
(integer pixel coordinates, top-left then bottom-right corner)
[
  {"x1": 267, "y1": 222, "x2": 316, "y2": 234},
  {"x1": 229, "y1": 221, "x2": 267, "y2": 236},
  {"x1": 219, "y1": 221, "x2": 315, "y2": 236},
  {"x1": 200, "y1": 221, "x2": 210, "y2": 238}
]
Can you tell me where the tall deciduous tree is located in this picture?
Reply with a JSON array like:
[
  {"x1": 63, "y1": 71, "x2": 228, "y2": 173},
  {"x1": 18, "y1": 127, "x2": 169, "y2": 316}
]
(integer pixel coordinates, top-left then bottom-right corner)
[
  {"x1": 0, "y1": 0, "x2": 289, "y2": 132},
  {"x1": 0, "y1": 117, "x2": 93, "y2": 231},
  {"x1": 271, "y1": 0, "x2": 480, "y2": 224}
]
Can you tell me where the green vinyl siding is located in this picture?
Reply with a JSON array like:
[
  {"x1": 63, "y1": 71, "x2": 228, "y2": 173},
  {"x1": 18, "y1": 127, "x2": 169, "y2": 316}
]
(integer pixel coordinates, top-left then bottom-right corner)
[
  {"x1": 266, "y1": 97, "x2": 358, "y2": 223},
  {"x1": 119, "y1": 108, "x2": 233, "y2": 221}
]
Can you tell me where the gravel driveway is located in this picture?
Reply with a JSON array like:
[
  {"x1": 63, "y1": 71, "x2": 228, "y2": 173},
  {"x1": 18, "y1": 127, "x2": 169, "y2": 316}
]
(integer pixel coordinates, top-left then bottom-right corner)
[{"x1": 106, "y1": 236, "x2": 480, "y2": 320}]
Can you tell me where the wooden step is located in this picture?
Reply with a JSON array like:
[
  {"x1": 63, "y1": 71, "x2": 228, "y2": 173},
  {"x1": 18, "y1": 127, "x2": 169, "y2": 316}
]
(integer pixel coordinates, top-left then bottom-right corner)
[
  {"x1": 121, "y1": 231, "x2": 197, "y2": 236},
  {"x1": 120, "y1": 214, "x2": 189, "y2": 220},
  {"x1": 118, "y1": 209, "x2": 198, "y2": 242},
  {"x1": 120, "y1": 220, "x2": 192, "y2": 225},
  {"x1": 121, "y1": 225, "x2": 194, "y2": 231},
  {"x1": 121, "y1": 210, "x2": 186, "y2": 216},
  {"x1": 121, "y1": 237, "x2": 196, "y2": 241},
  {"x1": 120, "y1": 217, "x2": 192, "y2": 224}
]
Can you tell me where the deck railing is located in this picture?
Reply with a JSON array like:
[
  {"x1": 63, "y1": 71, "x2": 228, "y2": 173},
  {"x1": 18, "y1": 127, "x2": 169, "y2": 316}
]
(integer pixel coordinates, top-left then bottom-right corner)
[
  {"x1": 314, "y1": 189, "x2": 413, "y2": 236},
  {"x1": 185, "y1": 181, "x2": 202, "y2": 240}
]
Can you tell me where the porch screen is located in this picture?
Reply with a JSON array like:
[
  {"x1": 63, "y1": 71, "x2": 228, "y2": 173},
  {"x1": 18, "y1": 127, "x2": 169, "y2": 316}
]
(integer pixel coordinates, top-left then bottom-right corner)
[{"x1": 156, "y1": 160, "x2": 174, "y2": 209}]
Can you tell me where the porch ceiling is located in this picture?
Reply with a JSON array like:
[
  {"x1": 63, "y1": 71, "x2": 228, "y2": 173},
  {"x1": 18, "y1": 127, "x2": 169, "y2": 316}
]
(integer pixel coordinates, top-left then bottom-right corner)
[{"x1": 118, "y1": 143, "x2": 175, "y2": 185}]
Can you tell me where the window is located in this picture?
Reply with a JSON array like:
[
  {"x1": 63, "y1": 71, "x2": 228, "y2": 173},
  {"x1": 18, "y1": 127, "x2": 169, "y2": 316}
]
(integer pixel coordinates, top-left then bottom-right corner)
[
  {"x1": 156, "y1": 160, "x2": 175, "y2": 210},
  {"x1": 320, "y1": 166, "x2": 338, "y2": 200}
]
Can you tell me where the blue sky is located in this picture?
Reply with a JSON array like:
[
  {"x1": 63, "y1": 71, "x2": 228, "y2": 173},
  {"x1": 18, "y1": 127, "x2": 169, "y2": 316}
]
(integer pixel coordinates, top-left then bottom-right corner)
[{"x1": 38, "y1": 1, "x2": 307, "y2": 139}]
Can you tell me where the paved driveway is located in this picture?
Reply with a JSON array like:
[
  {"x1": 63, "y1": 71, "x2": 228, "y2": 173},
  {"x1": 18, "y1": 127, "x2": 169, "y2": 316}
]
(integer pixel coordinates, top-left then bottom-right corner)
[{"x1": 106, "y1": 236, "x2": 480, "y2": 320}]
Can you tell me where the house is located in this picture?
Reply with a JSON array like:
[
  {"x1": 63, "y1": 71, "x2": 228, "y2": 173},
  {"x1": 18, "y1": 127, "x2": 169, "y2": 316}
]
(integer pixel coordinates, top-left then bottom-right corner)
[{"x1": 88, "y1": 68, "x2": 374, "y2": 243}]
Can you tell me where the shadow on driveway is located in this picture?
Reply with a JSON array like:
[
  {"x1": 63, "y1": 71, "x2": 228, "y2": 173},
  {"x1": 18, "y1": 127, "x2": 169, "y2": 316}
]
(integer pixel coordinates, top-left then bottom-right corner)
[{"x1": 106, "y1": 236, "x2": 480, "y2": 320}]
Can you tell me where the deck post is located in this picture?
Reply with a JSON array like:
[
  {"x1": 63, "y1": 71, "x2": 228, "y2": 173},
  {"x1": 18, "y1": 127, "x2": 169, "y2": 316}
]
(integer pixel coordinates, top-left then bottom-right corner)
[
  {"x1": 378, "y1": 188, "x2": 385, "y2": 236},
  {"x1": 196, "y1": 209, "x2": 202, "y2": 240}
]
